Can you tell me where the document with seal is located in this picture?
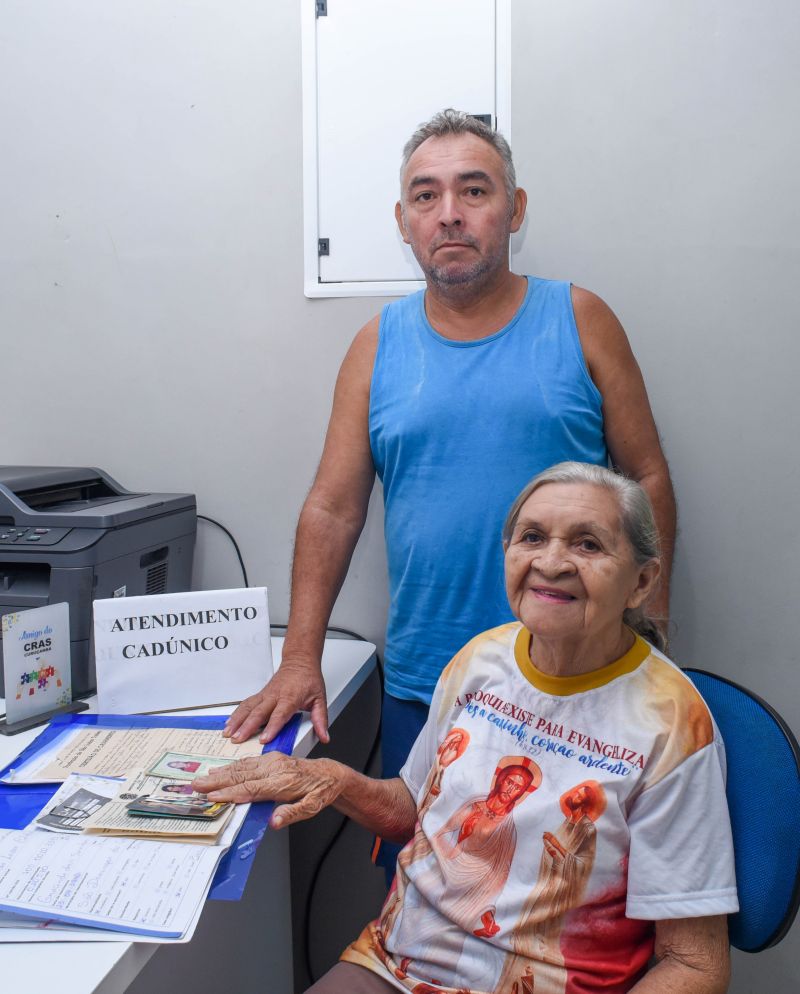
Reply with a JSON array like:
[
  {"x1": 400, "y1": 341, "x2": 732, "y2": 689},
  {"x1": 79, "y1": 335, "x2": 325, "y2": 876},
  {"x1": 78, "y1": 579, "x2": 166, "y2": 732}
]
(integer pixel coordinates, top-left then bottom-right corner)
[{"x1": 2, "y1": 725, "x2": 262, "y2": 784}]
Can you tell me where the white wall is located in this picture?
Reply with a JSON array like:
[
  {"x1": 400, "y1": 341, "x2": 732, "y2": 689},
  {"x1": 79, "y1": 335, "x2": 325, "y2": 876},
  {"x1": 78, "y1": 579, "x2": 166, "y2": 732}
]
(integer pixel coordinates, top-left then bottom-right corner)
[
  {"x1": 512, "y1": 4, "x2": 800, "y2": 719},
  {"x1": 510, "y1": 3, "x2": 800, "y2": 989},
  {"x1": 0, "y1": 0, "x2": 390, "y2": 640},
  {"x1": 1, "y1": 1, "x2": 798, "y2": 989}
]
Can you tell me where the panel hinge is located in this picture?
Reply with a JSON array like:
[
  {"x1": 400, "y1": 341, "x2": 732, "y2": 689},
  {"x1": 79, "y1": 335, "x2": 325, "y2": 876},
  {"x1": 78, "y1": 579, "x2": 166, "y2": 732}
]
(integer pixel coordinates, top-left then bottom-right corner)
[
  {"x1": 470, "y1": 113, "x2": 493, "y2": 129},
  {"x1": 316, "y1": 0, "x2": 327, "y2": 16},
  {"x1": 318, "y1": 237, "x2": 330, "y2": 256}
]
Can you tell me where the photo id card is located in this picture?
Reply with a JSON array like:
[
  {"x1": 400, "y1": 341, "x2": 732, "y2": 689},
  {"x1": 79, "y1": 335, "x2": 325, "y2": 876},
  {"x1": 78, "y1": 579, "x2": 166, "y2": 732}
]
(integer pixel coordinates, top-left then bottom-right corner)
[
  {"x1": 147, "y1": 751, "x2": 234, "y2": 781},
  {"x1": 125, "y1": 796, "x2": 230, "y2": 820}
]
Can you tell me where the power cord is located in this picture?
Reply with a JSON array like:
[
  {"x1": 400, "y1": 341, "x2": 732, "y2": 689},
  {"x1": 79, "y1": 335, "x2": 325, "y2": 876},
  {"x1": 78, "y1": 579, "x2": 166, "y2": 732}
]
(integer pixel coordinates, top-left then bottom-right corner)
[{"x1": 197, "y1": 513, "x2": 250, "y2": 586}]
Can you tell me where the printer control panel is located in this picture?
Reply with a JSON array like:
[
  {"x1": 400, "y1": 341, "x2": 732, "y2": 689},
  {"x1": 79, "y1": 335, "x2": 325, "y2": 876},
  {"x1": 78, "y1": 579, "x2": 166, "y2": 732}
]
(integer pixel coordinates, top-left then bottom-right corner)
[{"x1": 0, "y1": 526, "x2": 71, "y2": 547}]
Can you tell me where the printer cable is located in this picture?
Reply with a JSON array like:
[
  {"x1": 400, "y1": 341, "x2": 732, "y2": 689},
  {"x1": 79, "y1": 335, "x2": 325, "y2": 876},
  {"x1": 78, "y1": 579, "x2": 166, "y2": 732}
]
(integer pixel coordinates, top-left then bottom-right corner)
[
  {"x1": 196, "y1": 514, "x2": 250, "y2": 587},
  {"x1": 272, "y1": 622, "x2": 384, "y2": 985}
]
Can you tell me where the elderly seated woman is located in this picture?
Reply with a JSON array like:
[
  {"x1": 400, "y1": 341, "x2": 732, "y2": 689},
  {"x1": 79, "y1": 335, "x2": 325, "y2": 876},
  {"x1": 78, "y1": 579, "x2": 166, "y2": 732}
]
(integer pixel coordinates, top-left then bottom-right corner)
[{"x1": 194, "y1": 462, "x2": 737, "y2": 994}]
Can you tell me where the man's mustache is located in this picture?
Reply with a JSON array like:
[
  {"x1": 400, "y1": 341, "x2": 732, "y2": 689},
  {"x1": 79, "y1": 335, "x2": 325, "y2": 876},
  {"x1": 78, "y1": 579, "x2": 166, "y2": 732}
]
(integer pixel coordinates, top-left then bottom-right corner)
[{"x1": 430, "y1": 231, "x2": 479, "y2": 251}]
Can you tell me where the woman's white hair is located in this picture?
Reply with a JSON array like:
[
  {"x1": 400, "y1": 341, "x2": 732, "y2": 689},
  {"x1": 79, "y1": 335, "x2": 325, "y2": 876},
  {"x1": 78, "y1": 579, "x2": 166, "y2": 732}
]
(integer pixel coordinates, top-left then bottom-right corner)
[{"x1": 502, "y1": 462, "x2": 665, "y2": 650}]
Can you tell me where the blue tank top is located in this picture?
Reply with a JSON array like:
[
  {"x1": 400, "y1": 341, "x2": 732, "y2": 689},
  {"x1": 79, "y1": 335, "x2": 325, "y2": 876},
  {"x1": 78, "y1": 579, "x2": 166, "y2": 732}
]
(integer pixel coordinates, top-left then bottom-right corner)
[{"x1": 369, "y1": 277, "x2": 607, "y2": 704}]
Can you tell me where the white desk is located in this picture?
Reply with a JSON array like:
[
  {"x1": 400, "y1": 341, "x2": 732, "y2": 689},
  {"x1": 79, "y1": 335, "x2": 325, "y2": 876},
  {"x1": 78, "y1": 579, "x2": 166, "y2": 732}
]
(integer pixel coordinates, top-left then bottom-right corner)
[{"x1": 0, "y1": 636, "x2": 377, "y2": 994}]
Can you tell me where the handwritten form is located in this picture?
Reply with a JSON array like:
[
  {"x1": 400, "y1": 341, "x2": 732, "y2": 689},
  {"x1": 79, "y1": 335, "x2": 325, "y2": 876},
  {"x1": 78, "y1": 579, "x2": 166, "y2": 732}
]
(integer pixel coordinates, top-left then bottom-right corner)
[{"x1": 0, "y1": 828, "x2": 222, "y2": 937}]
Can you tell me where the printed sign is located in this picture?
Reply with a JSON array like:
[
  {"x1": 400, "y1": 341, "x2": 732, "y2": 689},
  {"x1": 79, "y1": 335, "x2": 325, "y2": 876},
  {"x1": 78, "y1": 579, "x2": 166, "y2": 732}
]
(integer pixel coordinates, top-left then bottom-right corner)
[
  {"x1": 1, "y1": 603, "x2": 72, "y2": 724},
  {"x1": 93, "y1": 587, "x2": 273, "y2": 714}
]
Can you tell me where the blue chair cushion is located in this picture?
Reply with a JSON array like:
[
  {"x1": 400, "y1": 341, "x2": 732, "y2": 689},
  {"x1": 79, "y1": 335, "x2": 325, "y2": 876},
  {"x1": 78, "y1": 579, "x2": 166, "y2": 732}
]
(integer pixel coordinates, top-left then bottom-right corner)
[{"x1": 684, "y1": 669, "x2": 800, "y2": 951}]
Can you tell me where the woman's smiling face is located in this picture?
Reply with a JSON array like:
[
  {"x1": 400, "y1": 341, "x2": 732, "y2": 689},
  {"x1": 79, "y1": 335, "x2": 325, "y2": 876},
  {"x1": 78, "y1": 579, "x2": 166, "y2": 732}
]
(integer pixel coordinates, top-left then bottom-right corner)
[{"x1": 504, "y1": 482, "x2": 657, "y2": 647}]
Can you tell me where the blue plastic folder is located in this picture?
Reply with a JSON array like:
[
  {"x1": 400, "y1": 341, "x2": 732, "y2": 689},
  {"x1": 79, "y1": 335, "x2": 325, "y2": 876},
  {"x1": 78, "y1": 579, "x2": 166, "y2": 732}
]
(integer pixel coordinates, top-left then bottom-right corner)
[{"x1": 0, "y1": 711, "x2": 299, "y2": 902}]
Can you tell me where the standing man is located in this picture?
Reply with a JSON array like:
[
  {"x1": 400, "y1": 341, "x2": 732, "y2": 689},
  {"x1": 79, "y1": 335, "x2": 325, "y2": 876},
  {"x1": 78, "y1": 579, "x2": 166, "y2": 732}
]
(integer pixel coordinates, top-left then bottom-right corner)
[{"x1": 225, "y1": 109, "x2": 675, "y2": 872}]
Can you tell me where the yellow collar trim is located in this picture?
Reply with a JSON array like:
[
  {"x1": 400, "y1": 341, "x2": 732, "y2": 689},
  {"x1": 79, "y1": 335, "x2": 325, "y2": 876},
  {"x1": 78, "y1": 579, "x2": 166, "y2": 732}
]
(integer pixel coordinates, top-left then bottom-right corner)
[{"x1": 514, "y1": 626, "x2": 650, "y2": 696}]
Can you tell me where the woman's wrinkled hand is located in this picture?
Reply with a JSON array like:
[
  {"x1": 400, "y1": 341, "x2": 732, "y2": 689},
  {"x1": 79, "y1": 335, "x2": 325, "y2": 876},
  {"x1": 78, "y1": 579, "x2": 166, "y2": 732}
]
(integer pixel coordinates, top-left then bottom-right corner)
[{"x1": 191, "y1": 753, "x2": 345, "y2": 829}]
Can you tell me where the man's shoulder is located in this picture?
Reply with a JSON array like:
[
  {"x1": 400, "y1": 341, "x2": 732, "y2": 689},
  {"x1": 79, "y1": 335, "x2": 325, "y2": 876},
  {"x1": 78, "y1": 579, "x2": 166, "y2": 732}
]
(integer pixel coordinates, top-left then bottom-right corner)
[
  {"x1": 350, "y1": 290, "x2": 424, "y2": 351},
  {"x1": 567, "y1": 284, "x2": 633, "y2": 373},
  {"x1": 568, "y1": 285, "x2": 625, "y2": 340},
  {"x1": 341, "y1": 314, "x2": 380, "y2": 375},
  {"x1": 570, "y1": 284, "x2": 611, "y2": 319},
  {"x1": 352, "y1": 313, "x2": 381, "y2": 346}
]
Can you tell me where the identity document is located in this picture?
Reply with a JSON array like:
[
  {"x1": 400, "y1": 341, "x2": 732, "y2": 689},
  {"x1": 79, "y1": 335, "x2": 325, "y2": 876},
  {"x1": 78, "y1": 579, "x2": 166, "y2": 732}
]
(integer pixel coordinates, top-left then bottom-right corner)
[{"x1": 2, "y1": 725, "x2": 262, "y2": 784}]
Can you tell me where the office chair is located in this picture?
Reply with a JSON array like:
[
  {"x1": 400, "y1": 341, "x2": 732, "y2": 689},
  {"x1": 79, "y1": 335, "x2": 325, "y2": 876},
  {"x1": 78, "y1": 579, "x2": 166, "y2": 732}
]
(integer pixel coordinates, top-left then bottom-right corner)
[{"x1": 684, "y1": 668, "x2": 800, "y2": 952}]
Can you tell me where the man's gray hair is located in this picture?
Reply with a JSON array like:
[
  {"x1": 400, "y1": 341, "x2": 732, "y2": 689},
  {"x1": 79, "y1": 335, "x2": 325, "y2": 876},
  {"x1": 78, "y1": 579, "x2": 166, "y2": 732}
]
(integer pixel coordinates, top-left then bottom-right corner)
[
  {"x1": 502, "y1": 462, "x2": 666, "y2": 650},
  {"x1": 400, "y1": 108, "x2": 517, "y2": 206}
]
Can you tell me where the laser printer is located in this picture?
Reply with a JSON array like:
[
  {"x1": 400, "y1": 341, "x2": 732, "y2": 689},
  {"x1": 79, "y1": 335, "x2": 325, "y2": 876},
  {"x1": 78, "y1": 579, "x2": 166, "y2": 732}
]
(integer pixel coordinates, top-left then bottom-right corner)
[{"x1": 0, "y1": 466, "x2": 196, "y2": 698}]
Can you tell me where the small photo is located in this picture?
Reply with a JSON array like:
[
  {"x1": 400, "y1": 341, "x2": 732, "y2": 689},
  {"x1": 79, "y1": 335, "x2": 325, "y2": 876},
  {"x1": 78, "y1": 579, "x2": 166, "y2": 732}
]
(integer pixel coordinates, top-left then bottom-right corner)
[
  {"x1": 147, "y1": 751, "x2": 234, "y2": 781},
  {"x1": 36, "y1": 788, "x2": 112, "y2": 832},
  {"x1": 125, "y1": 796, "x2": 229, "y2": 820},
  {"x1": 158, "y1": 783, "x2": 196, "y2": 796}
]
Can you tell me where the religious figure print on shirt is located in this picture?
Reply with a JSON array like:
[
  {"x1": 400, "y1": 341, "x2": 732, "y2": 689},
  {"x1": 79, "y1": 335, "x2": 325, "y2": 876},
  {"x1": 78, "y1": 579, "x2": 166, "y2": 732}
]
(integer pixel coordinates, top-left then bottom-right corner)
[
  {"x1": 387, "y1": 752, "x2": 542, "y2": 981},
  {"x1": 418, "y1": 726, "x2": 471, "y2": 820},
  {"x1": 343, "y1": 623, "x2": 738, "y2": 994},
  {"x1": 497, "y1": 780, "x2": 606, "y2": 994},
  {"x1": 381, "y1": 727, "x2": 472, "y2": 942}
]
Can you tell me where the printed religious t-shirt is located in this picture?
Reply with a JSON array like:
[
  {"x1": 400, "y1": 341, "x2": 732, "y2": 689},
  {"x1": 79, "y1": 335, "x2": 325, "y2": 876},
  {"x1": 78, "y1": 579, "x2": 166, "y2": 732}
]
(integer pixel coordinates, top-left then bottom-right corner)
[{"x1": 341, "y1": 623, "x2": 738, "y2": 994}]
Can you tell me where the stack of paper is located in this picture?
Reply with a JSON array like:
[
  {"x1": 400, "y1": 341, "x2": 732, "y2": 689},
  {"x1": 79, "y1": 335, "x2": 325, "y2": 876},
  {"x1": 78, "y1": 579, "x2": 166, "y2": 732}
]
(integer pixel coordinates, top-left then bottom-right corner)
[
  {"x1": 0, "y1": 722, "x2": 266, "y2": 941},
  {"x1": 0, "y1": 822, "x2": 244, "y2": 941},
  {"x1": 35, "y1": 771, "x2": 234, "y2": 844}
]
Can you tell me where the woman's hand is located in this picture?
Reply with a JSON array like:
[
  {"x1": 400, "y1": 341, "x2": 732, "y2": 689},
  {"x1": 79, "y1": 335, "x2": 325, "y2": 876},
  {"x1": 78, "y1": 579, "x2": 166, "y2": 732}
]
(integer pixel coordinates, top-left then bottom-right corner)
[
  {"x1": 195, "y1": 755, "x2": 417, "y2": 843},
  {"x1": 192, "y1": 753, "x2": 344, "y2": 829}
]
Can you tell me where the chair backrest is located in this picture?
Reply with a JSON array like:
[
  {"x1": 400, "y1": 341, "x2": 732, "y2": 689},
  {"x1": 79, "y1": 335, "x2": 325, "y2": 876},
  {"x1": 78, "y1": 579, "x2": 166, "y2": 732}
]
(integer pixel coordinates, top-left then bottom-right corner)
[{"x1": 684, "y1": 668, "x2": 800, "y2": 952}]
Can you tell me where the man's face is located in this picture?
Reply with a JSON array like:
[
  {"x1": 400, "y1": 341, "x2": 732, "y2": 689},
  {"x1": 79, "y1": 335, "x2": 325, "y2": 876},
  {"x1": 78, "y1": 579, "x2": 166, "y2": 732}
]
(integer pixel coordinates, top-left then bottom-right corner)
[
  {"x1": 395, "y1": 133, "x2": 525, "y2": 290},
  {"x1": 566, "y1": 785, "x2": 592, "y2": 814},
  {"x1": 495, "y1": 768, "x2": 531, "y2": 806}
]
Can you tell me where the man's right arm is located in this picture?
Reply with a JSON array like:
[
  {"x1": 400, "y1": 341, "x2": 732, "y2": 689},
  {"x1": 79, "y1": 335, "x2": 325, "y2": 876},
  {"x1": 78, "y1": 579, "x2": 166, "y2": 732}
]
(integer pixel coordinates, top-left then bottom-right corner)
[{"x1": 225, "y1": 316, "x2": 380, "y2": 744}]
